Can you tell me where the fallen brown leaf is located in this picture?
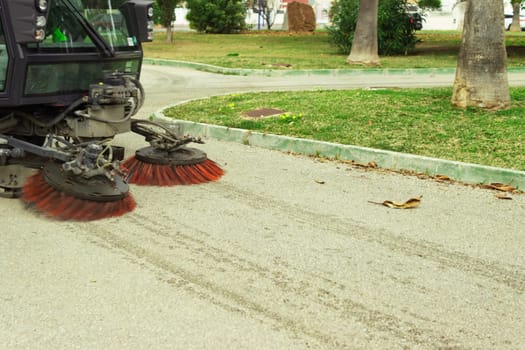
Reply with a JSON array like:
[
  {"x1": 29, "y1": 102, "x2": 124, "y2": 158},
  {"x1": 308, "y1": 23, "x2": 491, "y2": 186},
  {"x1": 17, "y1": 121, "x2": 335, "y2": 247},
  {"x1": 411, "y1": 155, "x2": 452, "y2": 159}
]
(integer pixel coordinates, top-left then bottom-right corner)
[
  {"x1": 349, "y1": 160, "x2": 378, "y2": 169},
  {"x1": 486, "y1": 183, "x2": 516, "y2": 192},
  {"x1": 369, "y1": 195, "x2": 422, "y2": 209},
  {"x1": 495, "y1": 193, "x2": 513, "y2": 200},
  {"x1": 434, "y1": 174, "x2": 452, "y2": 182}
]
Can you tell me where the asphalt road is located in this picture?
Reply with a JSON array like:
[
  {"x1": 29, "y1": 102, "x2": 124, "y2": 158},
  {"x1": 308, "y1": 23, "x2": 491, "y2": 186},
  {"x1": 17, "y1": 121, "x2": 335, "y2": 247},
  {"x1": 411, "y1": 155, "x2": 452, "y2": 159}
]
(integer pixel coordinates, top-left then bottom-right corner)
[{"x1": 2, "y1": 65, "x2": 525, "y2": 349}]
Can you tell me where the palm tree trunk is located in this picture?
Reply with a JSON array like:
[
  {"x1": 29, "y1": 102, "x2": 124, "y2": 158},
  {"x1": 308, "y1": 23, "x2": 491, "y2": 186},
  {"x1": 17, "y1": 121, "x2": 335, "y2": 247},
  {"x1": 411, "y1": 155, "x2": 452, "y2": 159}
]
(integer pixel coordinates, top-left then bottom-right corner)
[
  {"x1": 347, "y1": 0, "x2": 379, "y2": 66},
  {"x1": 452, "y1": 0, "x2": 510, "y2": 110},
  {"x1": 509, "y1": 0, "x2": 522, "y2": 32}
]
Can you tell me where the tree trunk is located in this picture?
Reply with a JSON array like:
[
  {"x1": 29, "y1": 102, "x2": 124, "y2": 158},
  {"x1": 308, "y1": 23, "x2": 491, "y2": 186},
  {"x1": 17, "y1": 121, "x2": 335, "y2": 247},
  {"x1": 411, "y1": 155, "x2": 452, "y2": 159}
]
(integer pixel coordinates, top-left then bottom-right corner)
[
  {"x1": 166, "y1": 25, "x2": 173, "y2": 43},
  {"x1": 347, "y1": 0, "x2": 379, "y2": 66},
  {"x1": 158, "y1": 0, "x2": 178, "y2": 43},
  {"x1": 509, "y1": 1, "x2": 521, "y2": 32},
  {"x1": 451, "y1": 0, "x2": 510, "y2": 110}
]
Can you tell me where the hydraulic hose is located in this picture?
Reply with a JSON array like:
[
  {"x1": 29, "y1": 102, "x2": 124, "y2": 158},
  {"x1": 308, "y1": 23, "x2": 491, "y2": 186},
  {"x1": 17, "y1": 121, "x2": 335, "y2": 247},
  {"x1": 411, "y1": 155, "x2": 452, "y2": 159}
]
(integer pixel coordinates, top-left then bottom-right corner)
[{"x1": 20, "y1": 97, "x2": 86, "y2": 128}]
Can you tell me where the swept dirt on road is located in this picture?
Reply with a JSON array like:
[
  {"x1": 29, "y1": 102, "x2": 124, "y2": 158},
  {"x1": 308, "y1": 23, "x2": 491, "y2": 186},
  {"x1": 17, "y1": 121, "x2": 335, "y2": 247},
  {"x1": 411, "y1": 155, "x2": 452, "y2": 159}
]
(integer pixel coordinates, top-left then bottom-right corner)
[{"x1": 2, "y1": 66, "x2": 525, "y2": 349}]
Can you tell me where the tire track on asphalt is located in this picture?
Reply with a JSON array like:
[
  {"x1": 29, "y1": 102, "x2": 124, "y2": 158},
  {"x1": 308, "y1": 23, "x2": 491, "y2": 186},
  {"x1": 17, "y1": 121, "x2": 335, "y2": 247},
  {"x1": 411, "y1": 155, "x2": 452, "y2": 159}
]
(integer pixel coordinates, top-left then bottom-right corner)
[
  {"x1": 67, "y1": 214, "x2": 463, "y2": 349},
  {"x1": 68, "y1": 221, "x2": 336, "y2": 349},
  {"x1": 207, "y1": 182, "x2": 525, "y2": 293}
]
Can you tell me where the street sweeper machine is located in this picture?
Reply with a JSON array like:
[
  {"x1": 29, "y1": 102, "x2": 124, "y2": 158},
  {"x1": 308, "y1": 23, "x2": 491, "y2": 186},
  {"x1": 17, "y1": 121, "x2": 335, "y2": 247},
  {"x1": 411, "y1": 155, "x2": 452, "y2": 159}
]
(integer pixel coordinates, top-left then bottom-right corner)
[{"x1": 0, "y1": 0, "x2": 223, "y2": 220}]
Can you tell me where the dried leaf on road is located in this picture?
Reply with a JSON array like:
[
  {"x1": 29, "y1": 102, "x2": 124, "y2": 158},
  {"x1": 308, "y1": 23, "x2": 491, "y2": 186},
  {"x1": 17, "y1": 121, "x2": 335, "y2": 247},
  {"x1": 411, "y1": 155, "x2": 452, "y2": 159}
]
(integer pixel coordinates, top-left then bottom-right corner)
[
  {"x1": 347, "y1": 160, "x2": 378, "y2": 169},
  {"x1": 495, "y1": 193, "x2": 513, "y2": 200},
  {"x1": 434, "y1": 174, "x2": 452, "y2": 182},
  {"x1": 485, "y1": 183, "x2": 516, "y2": 192},
  {"x1": 368, "y1": 196, "x2": 422, "y2": 209}
]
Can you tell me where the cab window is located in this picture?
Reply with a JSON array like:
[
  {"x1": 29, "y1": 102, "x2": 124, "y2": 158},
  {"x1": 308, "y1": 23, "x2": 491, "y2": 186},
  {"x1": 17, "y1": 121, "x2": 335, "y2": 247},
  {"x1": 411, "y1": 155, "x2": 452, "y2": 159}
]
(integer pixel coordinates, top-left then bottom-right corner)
[
  {"x1": 0, "y1": 16, "x2": 8, "y2": 92},
  {"x1": 29, "y1": 0, "x2": 137, "y2": 52}
]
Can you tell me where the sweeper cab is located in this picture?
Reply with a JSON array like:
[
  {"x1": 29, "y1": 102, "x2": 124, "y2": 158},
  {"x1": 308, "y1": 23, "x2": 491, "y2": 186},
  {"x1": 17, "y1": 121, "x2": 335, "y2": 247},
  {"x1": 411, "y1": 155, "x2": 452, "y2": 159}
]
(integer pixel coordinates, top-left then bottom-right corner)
[{"x1": 0, "y1": 0, "x2": 223, "y2": 220}]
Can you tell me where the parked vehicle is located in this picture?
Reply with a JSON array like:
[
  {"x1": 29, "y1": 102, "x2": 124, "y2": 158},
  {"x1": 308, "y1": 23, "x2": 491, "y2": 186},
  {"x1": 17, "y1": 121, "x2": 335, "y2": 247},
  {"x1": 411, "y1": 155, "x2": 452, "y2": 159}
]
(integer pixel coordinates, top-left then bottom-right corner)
[
  {"x1": 504, "y1": 14, "x2": 525, "y2": 31},
  {"x1": 406, "y1": 4, "x2": 423, "y2": 30}
]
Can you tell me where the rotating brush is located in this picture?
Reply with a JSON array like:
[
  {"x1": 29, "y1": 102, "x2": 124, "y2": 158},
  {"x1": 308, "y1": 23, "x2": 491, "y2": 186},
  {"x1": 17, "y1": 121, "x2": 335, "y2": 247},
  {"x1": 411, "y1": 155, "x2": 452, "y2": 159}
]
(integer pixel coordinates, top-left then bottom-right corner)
[
  {"x1": 22, "y1": 161, "x2": 136, "y2": 221},
  {"x1": 122, "y1": 146, "x2": 224, "y2": 186},
  {"x1": 125, "y1": 119, "x2": 224, "y2": 186}
]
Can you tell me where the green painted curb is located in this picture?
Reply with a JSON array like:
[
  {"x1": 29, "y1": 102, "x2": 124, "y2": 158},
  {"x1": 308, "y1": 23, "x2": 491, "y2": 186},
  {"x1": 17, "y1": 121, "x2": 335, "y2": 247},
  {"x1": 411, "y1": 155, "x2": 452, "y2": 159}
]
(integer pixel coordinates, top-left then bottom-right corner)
[
  {"x1": 152, "y1": 111, "x2": 525, "y2": 190},
  {"x1": 142, "y1": 58, "x2": 458, "y2": 77},
  {"x1": 143, "y1": 58, "x2": 525, "y2": 77}
]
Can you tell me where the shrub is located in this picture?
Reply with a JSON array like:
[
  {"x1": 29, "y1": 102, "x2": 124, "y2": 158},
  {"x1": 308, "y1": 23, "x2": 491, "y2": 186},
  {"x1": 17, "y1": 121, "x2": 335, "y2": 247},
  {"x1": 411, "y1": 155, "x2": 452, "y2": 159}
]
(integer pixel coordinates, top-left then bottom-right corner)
[
  {"x1": 186, "y1": 0, "x2": 247, "y2": 34},
  {"x1": 327, "y1": 0, "x2": 419, "y2": 55},
  {"x1": 326, "y1": 0, "x2": 359, "y2": 54},
  {"x1": 153, "y1": 1, "x2": 161, "y2": 25}
]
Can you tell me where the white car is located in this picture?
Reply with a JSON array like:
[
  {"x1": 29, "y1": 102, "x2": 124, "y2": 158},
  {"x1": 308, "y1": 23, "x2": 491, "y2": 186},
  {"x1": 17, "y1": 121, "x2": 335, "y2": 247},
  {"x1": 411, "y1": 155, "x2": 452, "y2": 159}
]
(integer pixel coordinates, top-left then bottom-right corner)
[{"x1": 504, "y1": 14, "x2": 525, "y2": 30}]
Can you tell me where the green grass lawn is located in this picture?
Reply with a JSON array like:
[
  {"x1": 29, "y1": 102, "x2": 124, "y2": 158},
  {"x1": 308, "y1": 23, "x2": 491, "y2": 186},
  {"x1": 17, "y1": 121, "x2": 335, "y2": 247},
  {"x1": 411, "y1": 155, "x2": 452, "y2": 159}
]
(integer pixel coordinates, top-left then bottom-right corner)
[
  {"x1": 144, "y1": 30, "x2": 525, "y2": 69},
  {"x1": 146, "y1": 30, "x2": 525, "y2": 171},
  {"x1": 163, "y1": 88, "x2": 525, "y2": 171}
]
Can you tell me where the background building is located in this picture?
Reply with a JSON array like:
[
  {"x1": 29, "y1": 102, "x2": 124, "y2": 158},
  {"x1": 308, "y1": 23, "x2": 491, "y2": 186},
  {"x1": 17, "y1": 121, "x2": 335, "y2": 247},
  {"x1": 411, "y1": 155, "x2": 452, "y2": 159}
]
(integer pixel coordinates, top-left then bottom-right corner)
[{"x1": 172, "y1": 0, "x2": 518, "y2": 31}]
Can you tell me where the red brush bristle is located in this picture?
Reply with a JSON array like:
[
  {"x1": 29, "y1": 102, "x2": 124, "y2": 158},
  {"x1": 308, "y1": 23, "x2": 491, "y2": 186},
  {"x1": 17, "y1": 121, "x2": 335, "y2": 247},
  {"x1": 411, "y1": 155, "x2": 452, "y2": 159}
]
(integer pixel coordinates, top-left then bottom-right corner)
[
  {"x1": 122, "y1": 156, "x2": 224, "y2": 186},
  {"x1": 22, "y1": 172, "x2": 136, "y2": 221},
  {"x1": 197, "y1": 159, "x2": 224, "y2": 179}
]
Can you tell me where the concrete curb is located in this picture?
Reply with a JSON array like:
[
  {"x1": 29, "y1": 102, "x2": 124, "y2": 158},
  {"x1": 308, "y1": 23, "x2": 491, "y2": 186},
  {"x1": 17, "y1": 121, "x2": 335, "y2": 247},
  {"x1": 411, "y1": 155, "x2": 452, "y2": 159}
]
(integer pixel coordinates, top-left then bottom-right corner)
[
  {"x1": 143, "y1": 58, "x2": 525, "y2": 77},
  {"x1": 142, "y1": 58, "x2": 458, "y2": 77},
  {"x1": 152, "y1": 110, "x2": 525, "y2": 190}
]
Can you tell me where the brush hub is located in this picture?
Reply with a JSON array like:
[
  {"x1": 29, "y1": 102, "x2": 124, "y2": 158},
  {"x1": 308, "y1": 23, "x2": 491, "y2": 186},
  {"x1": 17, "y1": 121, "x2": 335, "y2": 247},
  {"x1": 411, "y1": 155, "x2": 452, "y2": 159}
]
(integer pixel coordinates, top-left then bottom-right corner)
[
  {"x1": 134, "y1": 146, "x2": 207, "y2": 166},
  {"x1": 43, "y1": 161, "x2": 129, "y2": 202}
]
